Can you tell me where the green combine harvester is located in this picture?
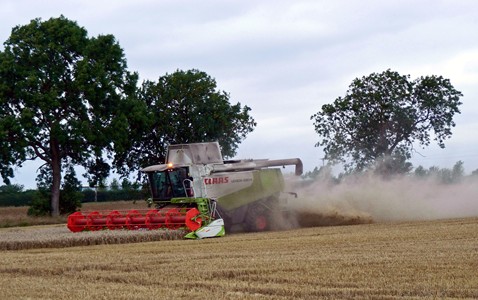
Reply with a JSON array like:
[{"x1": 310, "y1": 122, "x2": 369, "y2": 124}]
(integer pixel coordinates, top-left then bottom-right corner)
[{"x1": 67, "y1": 142, "x2": 303, "y2": 239}]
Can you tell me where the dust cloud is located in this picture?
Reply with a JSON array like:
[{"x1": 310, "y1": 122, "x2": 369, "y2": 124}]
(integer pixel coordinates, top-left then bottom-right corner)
[{"x1": 284, "y1": 175, "x2": 478, "y2": 227}]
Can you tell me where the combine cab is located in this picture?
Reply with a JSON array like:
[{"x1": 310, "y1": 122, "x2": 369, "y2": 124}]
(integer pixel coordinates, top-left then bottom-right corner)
[{"x1": 67, "y1": 142, "x2": 302, "y2": 238}]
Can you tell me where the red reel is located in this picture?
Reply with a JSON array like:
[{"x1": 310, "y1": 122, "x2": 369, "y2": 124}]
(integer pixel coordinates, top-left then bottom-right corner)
[
  {"x1": 106, "y1": 210, "x2": 127, "y2": 230},
  {"x1": 86, "y1": 211, "x2": 106, "y2": 231},
  {"x1": 67, "y1": 211, "x2": 87, "y2": 232},
  {"x1": 165, "y1": 208, "x2": 186, "y2": 229},
  {"x1": 145, "y1": 209, "x2": 166, "y2": 230},
  {"x1": 125, "y1": 210, "x2": 146, "y2": 230}
]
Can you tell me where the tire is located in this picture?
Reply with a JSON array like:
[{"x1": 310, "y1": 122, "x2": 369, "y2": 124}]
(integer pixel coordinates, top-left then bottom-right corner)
[{"x1": 244, "y1": 206, "x2": 270, "y2": 232}]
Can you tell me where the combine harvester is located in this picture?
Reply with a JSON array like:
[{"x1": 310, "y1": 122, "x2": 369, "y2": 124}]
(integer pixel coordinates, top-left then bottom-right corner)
[{"x1": 67, "y1": 142, "x2": 302, "y2": 239}]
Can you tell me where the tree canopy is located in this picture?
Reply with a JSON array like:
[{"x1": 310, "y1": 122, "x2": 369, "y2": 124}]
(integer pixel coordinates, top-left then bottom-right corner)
[
  {"x1": 114, "y1": 69, "x2": 256, "y2": 177},
  {"x1": 0, "y1": 16, "x2": 137, "y2": 215},
  {"x1": 311, "y1": 69, "x2": 463, "y2": 174},
  {"x1": 0, "y1": 17, "x2": 257, "y2": 215}
]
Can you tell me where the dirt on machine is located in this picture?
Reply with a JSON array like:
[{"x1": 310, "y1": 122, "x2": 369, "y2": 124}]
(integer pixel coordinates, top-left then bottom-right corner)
[{"x1": 67, "y1": 142, "x2": 303, "y2": 239}]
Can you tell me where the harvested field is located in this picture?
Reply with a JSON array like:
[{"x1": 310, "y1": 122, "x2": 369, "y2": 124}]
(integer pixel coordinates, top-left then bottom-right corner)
[
  {"x1": 0, "y1": 200, "x2": 184, "y2": 250},
  {"x1": 0, "y1": 225, "x2": 186, "y2": 250},
  {"x1": 0, "y1": 200, "x2": 148, "y2": 228},
  {"x1": 1, "y1": 217, "x2": 477, "y2": 299}
]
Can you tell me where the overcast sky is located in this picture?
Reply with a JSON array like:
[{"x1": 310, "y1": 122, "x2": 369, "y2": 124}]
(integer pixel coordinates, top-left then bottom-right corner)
[{"x1": 2, "y1": 0, "x2": 478, "y2": 188}]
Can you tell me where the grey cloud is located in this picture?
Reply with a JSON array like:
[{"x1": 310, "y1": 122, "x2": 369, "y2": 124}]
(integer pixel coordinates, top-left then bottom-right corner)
[{"x1": 2, "y1": 0, "x2": 478, "y2": 188}]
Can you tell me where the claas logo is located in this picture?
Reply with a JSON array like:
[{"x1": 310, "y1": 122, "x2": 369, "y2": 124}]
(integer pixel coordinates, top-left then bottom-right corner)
[{"x1": 204, "y1": 177, "x2": 229, "y2": 185}]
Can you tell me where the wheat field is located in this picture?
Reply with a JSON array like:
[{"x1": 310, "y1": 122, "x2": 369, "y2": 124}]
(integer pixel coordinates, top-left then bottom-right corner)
[
  {"x1": 0, "y1": 200, "x2": 150, "y2": 228},
  {"x1": 0, "y1": 217, "x2": 477, "y2": 299}
]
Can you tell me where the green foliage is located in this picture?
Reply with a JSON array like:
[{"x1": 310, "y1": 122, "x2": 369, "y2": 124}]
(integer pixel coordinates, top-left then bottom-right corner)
[
  {"x1": 29, "y1": 167, "x2": 52, "y2": 215},
  {"x1": 83, "y1": 158, "x2": 112, "y2": 189},
  {"x1": 373, "y1": 153, "x2": 413, "y2": 177},
  {"x1": 311, "y1": 69, "x2": 463, "y2": 174},
  {"x1": 413, "y1": 161, "x2": 465, "y2": 184},
  {"x1": 301, "y1": 165, "x2": 338, "y2": 184},
  {"x1": 452, "y1": 160, "x2": 465, "y2": 182},
  {"x1": 27, "y1": 194, "x2": 51, "y2": 216},
  {"x1": 0, "y1": 184, "x2": 24, "y2": 193},
  {"x1": 60, "y1": 166, "x2": 83, "y2": 214},
  {"x1": 81, "y1": 189, "x2": 144, "y2": 202},
  {"x1": 0, "y1": 16, "x2": 138, "y2": 216},
  {"x1": 0, "y1": 18, "x2": 256, "y2": 210},
  {"x1": 29, "y1": 165, "x2": 83, "y2": 216},
  {"x1": 0, "y1": 185, "x2": 35, "y2": 207},
  {"x1": 0, "y1": 179, "x2": 145, "y2": 208},
  {"x1": 0, "y1": 187, "x2": 144, "y2": 208},
  {"x1": 110, "y1": 178, "x2": 120, "y2": 191},
  {"x1": 121, "y1": 178, "x2": 133, "y2": 190},
  {"x1": 301, "y1": 166, "x2": 321, "y2": 180},
  {"x1": 414, "y1": 165, "x2": 428, "y2": 178},
  {"x1": 80, "y1": 178, "x2": 145, "y2": 202},
  {"x1": 114, "y1": 69, "x2": 256, "y2": 176}
]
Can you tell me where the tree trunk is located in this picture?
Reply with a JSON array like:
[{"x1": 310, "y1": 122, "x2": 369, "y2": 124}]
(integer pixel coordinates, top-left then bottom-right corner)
[{"x1": 50, "y1": 138, "x2": 62, "y2": 217}]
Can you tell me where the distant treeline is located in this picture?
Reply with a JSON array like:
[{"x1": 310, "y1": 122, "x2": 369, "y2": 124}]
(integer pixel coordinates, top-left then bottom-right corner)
[
  {"x1": 0, "y1": 186, "x2": 146, "y2": 207},
  {"x1": 302, "y1": 160, "x2": 478, "y2": 184}
]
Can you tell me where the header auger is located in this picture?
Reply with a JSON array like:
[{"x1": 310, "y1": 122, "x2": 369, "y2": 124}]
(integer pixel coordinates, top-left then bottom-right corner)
[{"x1": 67, "y1": 142, "x2": 302, "y2": 239}]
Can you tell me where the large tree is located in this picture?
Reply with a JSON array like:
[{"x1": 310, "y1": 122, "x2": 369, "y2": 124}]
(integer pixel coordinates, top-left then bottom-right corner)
[
  {"x1": 0, "y1": 16, "x2": 137, "y2": 216},
  {"x1": 311, "y1": 69, "x2": 463, "y2": 173},
  {"x1": 114, "y1": 69, "x2": 256, "y2": 176}
]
